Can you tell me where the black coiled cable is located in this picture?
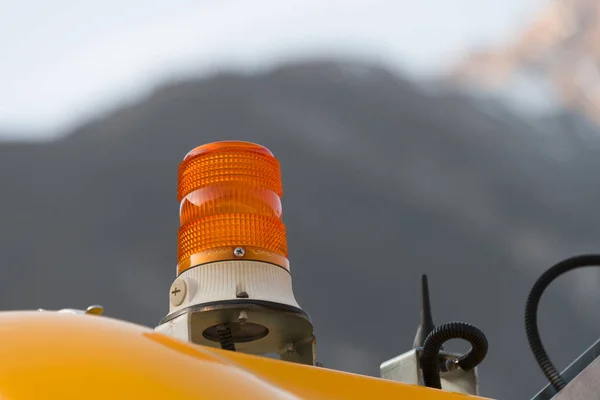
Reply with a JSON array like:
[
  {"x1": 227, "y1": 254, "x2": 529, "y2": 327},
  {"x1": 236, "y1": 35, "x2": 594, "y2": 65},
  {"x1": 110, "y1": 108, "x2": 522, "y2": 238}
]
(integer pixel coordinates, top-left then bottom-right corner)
[
  {"x1": 421, "y1": 322, "x2": 488, "y2": 389},
  {"x1": 525, "y1": 254, "x2": 600, "y2": 392},
  {"x1": 216, "y1": 323, "x2": 236, "y2": 351}
]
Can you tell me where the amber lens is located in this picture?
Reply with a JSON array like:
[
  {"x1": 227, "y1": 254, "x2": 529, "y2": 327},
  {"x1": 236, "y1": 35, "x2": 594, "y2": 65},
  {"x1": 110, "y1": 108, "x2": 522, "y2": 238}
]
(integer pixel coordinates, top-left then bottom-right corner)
[{"x1": 177, "y1": 141, "x2": 288, "y2": 273}]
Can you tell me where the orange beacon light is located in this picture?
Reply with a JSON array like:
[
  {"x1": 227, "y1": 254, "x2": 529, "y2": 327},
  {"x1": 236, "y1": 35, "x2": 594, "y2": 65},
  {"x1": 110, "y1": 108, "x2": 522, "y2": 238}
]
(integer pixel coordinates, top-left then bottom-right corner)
[
  {"x1": 177, "y1": 141, "x2": 289, "y2": 274},
  {"x1": 157, "y1": 141, "x2": 316, "y2": 365}
]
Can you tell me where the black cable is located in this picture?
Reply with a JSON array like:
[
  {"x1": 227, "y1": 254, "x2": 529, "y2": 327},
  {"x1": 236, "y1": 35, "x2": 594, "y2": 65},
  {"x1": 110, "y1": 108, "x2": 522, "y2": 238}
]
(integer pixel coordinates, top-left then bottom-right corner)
[
  {"x1": 421, "y1": 321, "x2": 488, "y2": 389},
  {"x1": 216, "y1": 323, "x2": 236, "y2": 351},
  {"x1": 525, "y1": 254, "x2": 600, "y2": 392}
]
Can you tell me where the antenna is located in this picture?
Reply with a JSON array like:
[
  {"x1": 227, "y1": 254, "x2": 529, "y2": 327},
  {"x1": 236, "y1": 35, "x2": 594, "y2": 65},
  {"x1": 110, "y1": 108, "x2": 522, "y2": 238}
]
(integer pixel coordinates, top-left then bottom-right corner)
[{"x1": 413, "y1": 274, "x2": 441, "y2": 349}]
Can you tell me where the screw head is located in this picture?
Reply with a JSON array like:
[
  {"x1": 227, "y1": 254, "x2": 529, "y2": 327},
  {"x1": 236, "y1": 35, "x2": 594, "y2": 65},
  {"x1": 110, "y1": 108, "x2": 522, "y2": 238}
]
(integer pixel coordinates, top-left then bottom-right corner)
[
  {"x1": 169, "y1": 279, "x2": 187, "y2": 306},
  {"x1": 234, "y1": 247, "x2": 245, "y2": 257},
  {"x1": 85, "y1": 305, "x2": 104, "y2": 316}
]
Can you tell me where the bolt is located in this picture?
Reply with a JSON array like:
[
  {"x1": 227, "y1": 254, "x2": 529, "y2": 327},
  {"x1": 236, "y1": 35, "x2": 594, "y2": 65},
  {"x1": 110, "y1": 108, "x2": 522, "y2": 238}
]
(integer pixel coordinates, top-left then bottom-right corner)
[
  {"x1": 283, "y1": 342, "x2": 295, "y2": 357},
  {"x1": 445, "y1": 358, "x2": 460, "y2": 372},
  {"x1": 234, "y1": 247, "x2": 245, "y2": 257},
  {"x1": 238, "y1": 310, "x2": 248, "y2": 324},
  {"x1": 169, "y1": 279, "x2": 187, "y2": 306},
  {"x1": 236, "y1": 291, "x2": 249, "y2": 299}
]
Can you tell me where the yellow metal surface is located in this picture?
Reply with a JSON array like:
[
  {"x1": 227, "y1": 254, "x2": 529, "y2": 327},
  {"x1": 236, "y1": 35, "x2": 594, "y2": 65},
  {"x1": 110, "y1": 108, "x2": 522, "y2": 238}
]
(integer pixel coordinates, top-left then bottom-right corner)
[{"x1": 0, "y1": 311, "x2": 490, "y2": 399}]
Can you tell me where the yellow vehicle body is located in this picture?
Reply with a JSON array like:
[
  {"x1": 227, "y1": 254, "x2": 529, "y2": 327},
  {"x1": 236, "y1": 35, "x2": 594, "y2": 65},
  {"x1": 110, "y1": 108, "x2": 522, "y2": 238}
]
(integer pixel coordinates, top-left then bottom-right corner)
[{"x1": 0, "y1": 311, "x2": 489, "y2": 399}]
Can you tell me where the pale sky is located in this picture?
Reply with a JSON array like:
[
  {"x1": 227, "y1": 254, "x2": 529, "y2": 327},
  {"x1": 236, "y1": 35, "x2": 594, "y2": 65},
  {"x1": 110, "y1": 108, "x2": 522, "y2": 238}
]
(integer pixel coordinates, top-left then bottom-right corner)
[{"x1": 0, "y1": 0, "x2": 547, "y2": 140}]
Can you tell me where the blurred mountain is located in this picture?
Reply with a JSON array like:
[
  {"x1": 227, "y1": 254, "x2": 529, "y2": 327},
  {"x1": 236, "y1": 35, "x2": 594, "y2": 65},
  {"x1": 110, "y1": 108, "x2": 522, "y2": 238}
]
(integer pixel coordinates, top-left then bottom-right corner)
[
  {"x1": 449, "y1": 0, "x2": 600, "y2": 126},
  {"x1": 1, "y1": 60, "x2": 600, "y2": 399}
]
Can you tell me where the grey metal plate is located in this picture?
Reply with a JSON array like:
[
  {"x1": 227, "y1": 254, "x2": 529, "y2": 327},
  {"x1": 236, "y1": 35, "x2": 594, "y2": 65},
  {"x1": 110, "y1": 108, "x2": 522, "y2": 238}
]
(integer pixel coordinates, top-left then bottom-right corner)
[
  {"x1": 380, "y1": 349, "x2": 479, "y2": 396},
  {"x1": 554, "y1": 356, "x2": 600, "y2": 399},
  {"x1": 531, "y1": 338, "x2": 600, "y2": 400}
]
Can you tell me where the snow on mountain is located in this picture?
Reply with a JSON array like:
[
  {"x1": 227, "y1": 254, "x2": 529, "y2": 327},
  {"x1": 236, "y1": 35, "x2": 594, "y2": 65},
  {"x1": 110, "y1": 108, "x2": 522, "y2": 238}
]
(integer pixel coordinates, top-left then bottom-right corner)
[{"x1": 448, "y1": 0, "x2": 600, "y2": 126}]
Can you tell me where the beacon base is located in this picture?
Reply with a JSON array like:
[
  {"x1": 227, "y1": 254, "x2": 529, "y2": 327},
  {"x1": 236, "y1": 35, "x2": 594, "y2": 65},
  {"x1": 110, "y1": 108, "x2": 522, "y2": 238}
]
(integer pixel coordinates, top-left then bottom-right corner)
[{"x1": 156, "y1": 300, "x2": 316, "y2": 365}]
